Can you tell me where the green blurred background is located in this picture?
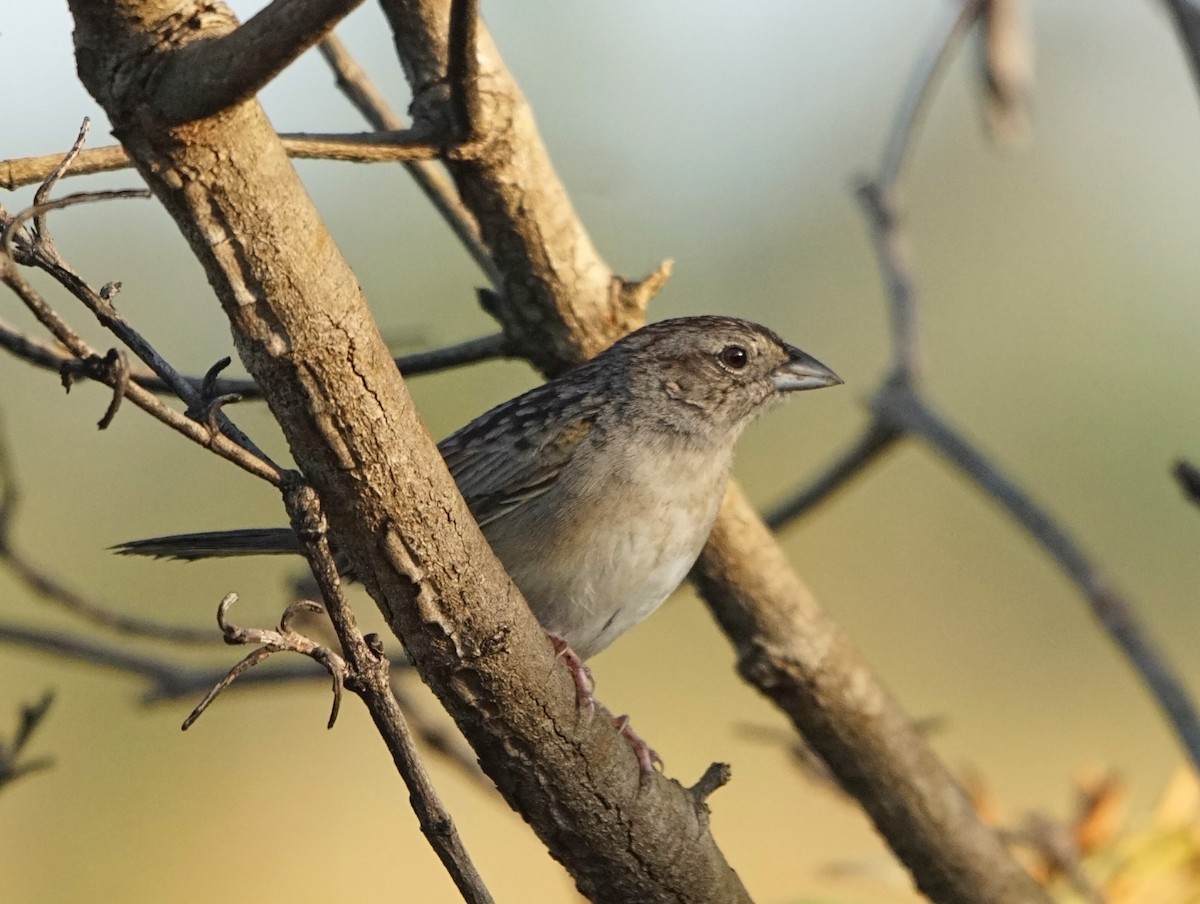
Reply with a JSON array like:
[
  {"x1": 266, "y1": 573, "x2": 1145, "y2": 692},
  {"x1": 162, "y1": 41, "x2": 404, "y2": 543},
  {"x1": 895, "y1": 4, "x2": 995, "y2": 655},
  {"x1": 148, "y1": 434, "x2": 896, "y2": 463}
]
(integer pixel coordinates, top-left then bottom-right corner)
[{"x1": 3, "y1": 2, "x2": 1200, "y2": 901}]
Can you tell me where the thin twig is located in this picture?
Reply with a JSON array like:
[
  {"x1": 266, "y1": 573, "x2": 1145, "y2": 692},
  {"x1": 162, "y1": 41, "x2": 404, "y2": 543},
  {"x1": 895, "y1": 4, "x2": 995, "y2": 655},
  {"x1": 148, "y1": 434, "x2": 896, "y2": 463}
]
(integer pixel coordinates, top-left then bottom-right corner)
[
  {"x1": 879, "y1": 0, "x2": 987, "y2": 190},
  {"x1": 182, "y1": 595, "x2": 348, "y2": 730},
  {"x1": 0, "y1": 691, "x2": 55, "y2": 791},
  {"x1": 1173, "y1": 459, "x2": 1200, "y2": 508},
  {"x1": 0, "y1": 256, "x2": 284, "y2": 485},
  {"x1": 765, "y1": 419, "x2": 901, "y2": 528},
  {"x1": 3, "y1": 185, "x2": 275, "y2": 466},
  {"x1": 0, "y1": 621, "x2": 217, "y2": 692},
  {"x1": 282, "y1": 479, "x2": 495, "y2": 904},
  {"x1": 0, "y1": 317, "x2": 512, "y2": 398},
  {"x1": 1, "y1": 132, "x2": 473, "y2": 188},
  {"x1": 317, "y1": 33, "x2": 501, "y2": 286},
  {"x1": 767, "y1": 4, "x2": 986, "y2": 521}
]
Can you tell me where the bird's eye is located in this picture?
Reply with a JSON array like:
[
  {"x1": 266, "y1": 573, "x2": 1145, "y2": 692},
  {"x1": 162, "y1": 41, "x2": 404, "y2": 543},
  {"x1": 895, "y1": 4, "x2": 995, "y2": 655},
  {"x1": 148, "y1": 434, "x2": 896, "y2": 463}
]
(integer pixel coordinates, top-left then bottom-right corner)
[{"x1": 719, "y1": 344, "x2": 749, "y2": 370}]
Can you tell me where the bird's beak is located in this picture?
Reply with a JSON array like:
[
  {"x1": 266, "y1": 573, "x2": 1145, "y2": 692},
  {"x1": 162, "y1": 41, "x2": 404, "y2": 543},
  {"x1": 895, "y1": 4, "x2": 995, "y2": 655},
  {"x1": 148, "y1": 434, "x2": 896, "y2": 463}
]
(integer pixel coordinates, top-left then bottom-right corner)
[{"x1": 772, "y1": 347, "x2": 843, "y2": 392}]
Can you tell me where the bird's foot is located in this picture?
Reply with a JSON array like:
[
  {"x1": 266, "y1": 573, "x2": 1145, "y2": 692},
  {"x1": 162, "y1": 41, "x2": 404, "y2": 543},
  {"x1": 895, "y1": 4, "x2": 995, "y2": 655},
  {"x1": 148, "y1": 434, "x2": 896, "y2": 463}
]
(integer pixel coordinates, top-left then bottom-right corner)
[
  {"x1": 548, "y1": 632, "x2": 596, "y2": 714},
  {"x1": 546, "y1": 633, "x2": 662, "y2": 777},
  {"x1": 611, "y1": 712, "x2": 663, "y2": 776}
]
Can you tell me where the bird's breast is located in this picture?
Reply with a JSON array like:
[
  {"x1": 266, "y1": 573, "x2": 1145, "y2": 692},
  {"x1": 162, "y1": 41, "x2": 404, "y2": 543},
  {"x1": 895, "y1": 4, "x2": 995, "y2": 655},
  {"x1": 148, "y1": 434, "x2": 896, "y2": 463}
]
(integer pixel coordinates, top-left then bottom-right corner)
[{"x1": 485, "y1": 438, "x2": 733, "y2": 659}]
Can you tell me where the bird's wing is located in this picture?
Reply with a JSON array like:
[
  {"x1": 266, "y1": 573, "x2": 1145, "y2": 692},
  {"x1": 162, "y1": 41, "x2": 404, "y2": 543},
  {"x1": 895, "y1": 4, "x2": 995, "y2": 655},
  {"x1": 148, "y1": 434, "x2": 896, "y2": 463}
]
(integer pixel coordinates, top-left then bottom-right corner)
[{"x1": 438, "y1": 387, "x2": 604, "y2": 528}]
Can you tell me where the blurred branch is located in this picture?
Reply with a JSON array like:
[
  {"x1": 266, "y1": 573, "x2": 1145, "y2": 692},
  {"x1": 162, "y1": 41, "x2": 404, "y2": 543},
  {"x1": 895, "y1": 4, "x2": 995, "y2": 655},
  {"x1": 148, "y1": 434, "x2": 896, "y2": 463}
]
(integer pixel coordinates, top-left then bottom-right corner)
[
  {"x1": 765, "y1": 420, "x2": 901, "y2": 527},
  {"x1": 1174, "y1": 459, "x2": 1200, "y2": 508},
  {"x1": 770, "y1": 0, "x2": 1200, "y2": 774},
  {"x1": 873, "y1": 381, "x2": 1200, "y2": 767},
  {"x1": 0, "y1": 691, "x2": 55, "y2": 792},
  {"x1": 0, "y1": 617, "x2": 484, "y2": 773},
  {"x1": 880, "y1": 0, "x2": 986, "y2": 191},
  {"x1": 978, "y1": 0, "x2": 1033, "y2": 147},
  {"x1": 0, "y1": 431, "x2": 218, "y2": 645},
  {"x1": 1163, "y1": 0, "x2": 1200, "y2": 103}
]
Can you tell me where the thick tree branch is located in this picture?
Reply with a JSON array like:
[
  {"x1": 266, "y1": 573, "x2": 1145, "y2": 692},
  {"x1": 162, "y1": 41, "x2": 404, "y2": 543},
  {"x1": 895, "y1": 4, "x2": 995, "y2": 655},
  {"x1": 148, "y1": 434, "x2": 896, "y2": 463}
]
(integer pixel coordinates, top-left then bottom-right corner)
[
  {"x1": 152, "y1": 0, "x2": 365, "y2": 125},
  {"x1": 65, "y1": 1, "x2": 750, "y2": 901},
  {"x1": 377, "y1": 1, "x2": 1044, "y2": 902},
  {"x1": 379, "y1": 0, "x2": 664, "y2": 375},
  {"x1": 694, "y1": 484, "x2": 1045, "y2": 904}
]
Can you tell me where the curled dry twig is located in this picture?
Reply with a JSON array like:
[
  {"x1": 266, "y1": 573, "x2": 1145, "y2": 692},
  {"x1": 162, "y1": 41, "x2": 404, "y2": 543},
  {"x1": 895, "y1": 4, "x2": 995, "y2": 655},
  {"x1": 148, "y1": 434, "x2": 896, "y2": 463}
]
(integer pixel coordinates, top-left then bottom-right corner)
[{"x1": 183, "y1": 595, "x2": 347, "y2": 731}]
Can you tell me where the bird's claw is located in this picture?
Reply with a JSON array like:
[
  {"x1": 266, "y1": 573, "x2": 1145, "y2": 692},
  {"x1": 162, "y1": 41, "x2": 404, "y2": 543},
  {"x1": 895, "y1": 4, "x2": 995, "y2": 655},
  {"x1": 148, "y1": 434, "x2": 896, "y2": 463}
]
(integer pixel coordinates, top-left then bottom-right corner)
[
  {"x1": 547, "y1": 633, "x2": 661, "y2": 776},
  {"x1": 548, "y1": 632, "x2": 596, "y2": 715},
  {"x1": 612, "y1": 713, "x2": 663, "y2": 776}
]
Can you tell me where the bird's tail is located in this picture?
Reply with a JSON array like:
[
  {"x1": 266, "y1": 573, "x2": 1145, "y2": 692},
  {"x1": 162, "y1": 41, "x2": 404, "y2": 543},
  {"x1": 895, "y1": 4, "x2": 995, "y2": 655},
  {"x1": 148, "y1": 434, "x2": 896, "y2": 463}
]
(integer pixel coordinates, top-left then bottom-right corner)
[{"x1": 112, "y1": 528, "x2": 301, "y2": 561}]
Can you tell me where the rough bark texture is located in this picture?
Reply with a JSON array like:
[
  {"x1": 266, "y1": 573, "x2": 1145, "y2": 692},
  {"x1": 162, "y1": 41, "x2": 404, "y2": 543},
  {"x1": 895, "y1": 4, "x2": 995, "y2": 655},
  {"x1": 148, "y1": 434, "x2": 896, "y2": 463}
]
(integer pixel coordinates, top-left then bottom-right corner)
[
  {"x1": 378, "y1": 2, "x2": 1051, "y2": 901},
  {"x1": 67, "y1": 2, "x2": 750, "y2": 902},
  {"x1": 693, "y1": 485, "x2": 1048, "y2": 904}
]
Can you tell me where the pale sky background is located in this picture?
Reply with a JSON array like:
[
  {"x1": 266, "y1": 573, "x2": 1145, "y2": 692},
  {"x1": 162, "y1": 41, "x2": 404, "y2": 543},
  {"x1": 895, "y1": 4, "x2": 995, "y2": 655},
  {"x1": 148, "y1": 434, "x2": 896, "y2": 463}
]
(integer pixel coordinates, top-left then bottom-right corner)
[{"x1": 3, "y1": 2, "x2": 1200, "y2": 903}]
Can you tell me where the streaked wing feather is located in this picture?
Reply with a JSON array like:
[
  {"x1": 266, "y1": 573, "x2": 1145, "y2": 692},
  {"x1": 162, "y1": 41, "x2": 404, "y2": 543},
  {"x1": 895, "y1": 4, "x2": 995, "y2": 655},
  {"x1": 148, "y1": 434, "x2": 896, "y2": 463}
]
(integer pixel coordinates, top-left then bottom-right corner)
[{"x1": 438, "y1": 385, "x2": 604, "y2": 527}]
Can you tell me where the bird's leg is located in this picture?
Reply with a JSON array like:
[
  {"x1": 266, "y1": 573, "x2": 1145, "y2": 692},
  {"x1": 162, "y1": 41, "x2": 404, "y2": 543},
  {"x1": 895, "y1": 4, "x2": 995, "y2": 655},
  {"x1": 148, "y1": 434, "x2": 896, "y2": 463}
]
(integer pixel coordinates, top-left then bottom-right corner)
[
  {"x1": 547, "y1": 633, "x2": 661, "y2": 775},
  {"x1": 610, "y1": 712, "x2": 663, "y2": 776},
  {"x1": 548, "y1": 632, "x2": 596, "y2": 713}
]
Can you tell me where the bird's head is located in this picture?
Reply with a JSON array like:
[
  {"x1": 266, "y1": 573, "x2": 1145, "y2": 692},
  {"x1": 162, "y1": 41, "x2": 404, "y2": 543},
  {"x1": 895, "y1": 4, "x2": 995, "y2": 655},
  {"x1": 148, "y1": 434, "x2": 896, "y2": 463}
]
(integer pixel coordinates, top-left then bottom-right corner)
[{"x1": 606, "y1": 315, "x2": 842, "y2": 439}]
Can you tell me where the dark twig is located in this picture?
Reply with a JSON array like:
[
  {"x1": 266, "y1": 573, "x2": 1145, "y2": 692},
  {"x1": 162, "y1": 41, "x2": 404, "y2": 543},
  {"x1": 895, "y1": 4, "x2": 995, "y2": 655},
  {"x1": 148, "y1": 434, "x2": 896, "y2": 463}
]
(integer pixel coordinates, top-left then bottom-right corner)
[
  {"x1": 859, "y1": 181, "x2": 924, "y2": 383},
  {"x1": 879, "y1": 0, "x2": 987, "y2": 190},
  {"x1": 766, "y1": 420, "x2": 901, "y2": 528},
  {"x1": 31, "y1": 120, "x2": 93, "y2": 248},
  {"x1": 0, "y1": 525, "x2": 219, "y2": 645},
  {"x1": 0, "y1": 254, "x2": 284, "y2": 485},
  {"x1": 769, "y1": 3, "x2": 986, "y2": 522},
  {"x1": 1163, "y1": 0, "x2": 1200, "y2": 104},
  {"x1": 0, "y1": 691, "x2": 55, "y2": 791},
  {"x1": 92, "y1": 347, "x2": 129, "y2": 429},
  {"x1": 3, "y1": 188, "x2": 275, "y2": 466},
  {"x1": 280, "y1": 480, "x2": 494, "y2": 904},
  {"x1": 0, "y1": 621, "x2": 218, "y2": 694},
  {"x1": 0, "y1": 317, "x2": 512, "y2": 399},
  {"x1": 0, "y1": 422, "x2": 214, "y2": 645},
  {"x1": 1174, "y1": 459, "x2": 1200, "y2": 508},
  {"x1": 688, "y1": 762, "x2": 732, "y2": 805}
]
